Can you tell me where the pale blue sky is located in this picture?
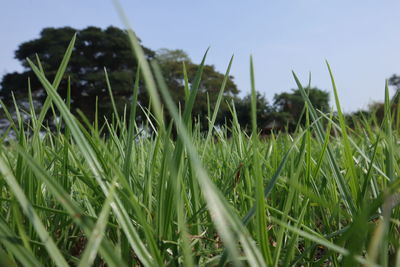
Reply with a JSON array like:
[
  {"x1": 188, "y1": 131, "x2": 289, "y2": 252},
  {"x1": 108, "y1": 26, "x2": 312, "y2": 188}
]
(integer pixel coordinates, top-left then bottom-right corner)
[{"x1": 1, "y1": 0, "x2": 400, "y2": 112}]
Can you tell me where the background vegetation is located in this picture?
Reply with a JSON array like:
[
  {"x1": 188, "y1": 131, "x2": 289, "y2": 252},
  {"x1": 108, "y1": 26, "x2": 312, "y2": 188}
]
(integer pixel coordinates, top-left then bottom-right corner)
[{"x1": 0, "y1": 26, "x2": 334, "y2": 133}]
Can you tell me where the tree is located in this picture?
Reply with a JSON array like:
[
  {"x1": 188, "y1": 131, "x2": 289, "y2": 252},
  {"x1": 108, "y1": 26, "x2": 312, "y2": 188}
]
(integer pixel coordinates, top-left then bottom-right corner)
[
  {"x1": 1, "y1": 26, "x2": 155, "y2": 123},
  {"x1": 273, "y1": 87, "x2": 329, "y2": 129},
  {"x1": 155, "y1": 49, "x2": 239, "y2": 127},
  {"x1": 233, "y1": 92, "x2": 273, "y2": 130},
  {"x1": 389, "y1": 74, "x2": 400, "y2": 91},
  {"x1": 388, "y1": 74, "x2": 400, "y2": 106},
  {"x1": 0, "y1": 27, "x2": 240, "y2": 128}
]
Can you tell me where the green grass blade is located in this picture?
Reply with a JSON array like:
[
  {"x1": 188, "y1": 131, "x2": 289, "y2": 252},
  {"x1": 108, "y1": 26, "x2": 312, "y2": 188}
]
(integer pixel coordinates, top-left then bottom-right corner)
[
  {"x1": 152, "y1": 60, "x2": 266, "y2": 266},
  {"x1": 202, "y1": 55, "x2": 234, "y2": 157},
  {"x1": 0, "y1": 217, "x2": 43, "y2": 267},
  {"x1": 78, "y1": 181, "x2": 117, "y2": 267},
  {"x1": 13, "y1": 145, "x2": 126, "y2": 267},
  {"x1": 27, "y1": 58, "x2": 156, "y2": 266},
  {"x1": 292, "y1": 71, "x2": 356, "y2": 215},
  {"x1": 123, "y1": 67, "x2": 140, "y2": 178},
  {"x1": 113, "y1": 0, "x2": 163, "y2": 126},
  {"x1": 326, "y1": 61, "x2": 359, "y2": 201},
  {"x1": 35, "y1": 33, "x2": 77, "y2": 133},
  {"x1": 250, "y1": 56, "x2": 272, "y2": 264},
  {"x1": 0, "y1": 153, "x2": 69, "y2": 267},
  {"x1": 104, "y1": 67, "x2": 122, "y2": 128}
]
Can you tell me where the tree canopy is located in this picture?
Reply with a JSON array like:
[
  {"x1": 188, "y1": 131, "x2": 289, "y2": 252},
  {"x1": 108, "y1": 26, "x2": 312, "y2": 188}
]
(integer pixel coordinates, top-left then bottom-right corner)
[
  {"x1": 155, "y1": 48, "x2": 239, "y2": 127},
  {"x1": 1, "y1": 26, "x2": 153, "y2": 122},
  {"x1": 273, "y1": 87, "x2": 330, "y2": 129},
  {"x1": 0, "y1": 26, "x2": 239, "y2": 126},
  {"x1": 234, "y1": 92, "x2": 272, "y2": 129},
  {"x1": 0, "y1": 26, "x2": 335, "y2": 133}
]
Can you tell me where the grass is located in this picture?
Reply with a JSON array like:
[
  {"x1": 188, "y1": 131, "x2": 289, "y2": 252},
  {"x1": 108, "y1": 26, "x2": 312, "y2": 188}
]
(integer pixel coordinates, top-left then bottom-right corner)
[{"x1": 0, "y1": 16, "x2": 400, "y2": 267}]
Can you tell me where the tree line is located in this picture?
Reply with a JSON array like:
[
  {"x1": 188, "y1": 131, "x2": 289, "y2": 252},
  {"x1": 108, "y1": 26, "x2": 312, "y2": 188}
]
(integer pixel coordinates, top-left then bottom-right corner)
[{"x1": 0, "y1": 26, "x2": 396, "y2": 133}]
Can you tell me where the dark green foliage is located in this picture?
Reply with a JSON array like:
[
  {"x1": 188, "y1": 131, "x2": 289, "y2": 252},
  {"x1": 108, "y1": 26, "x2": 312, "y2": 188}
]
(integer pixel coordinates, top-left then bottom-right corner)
[
  {"x1": 0, "y1": 26, "x2": 338, "y2": 133},
  {"x1": 273, "y1": 87, "x2": 330, "y2": 129},
  {"x1": 234, "y1": 88, "x2": 330, "y2": 132},
  {"x1": 1, "y1": 26, "x2": 151, "y2": 123},
  {"x1": 155, "y1": 49, "x2": 239, "y2": 128},
  {"x1": 389, "y1": 74, "x2": 400, "y2": 90},
  {"x1": 233, "y1": 92, "x2": 273, "y2": 130},
  {"x1": 0, "y1": 28, "x2": 239, "y2": 128}
]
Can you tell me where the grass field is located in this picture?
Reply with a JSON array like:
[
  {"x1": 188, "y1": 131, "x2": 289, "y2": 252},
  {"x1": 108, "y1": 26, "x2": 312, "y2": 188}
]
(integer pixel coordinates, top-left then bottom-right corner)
[{"x1": 0, "y1": 22, "x2": 400, "y2": 266}]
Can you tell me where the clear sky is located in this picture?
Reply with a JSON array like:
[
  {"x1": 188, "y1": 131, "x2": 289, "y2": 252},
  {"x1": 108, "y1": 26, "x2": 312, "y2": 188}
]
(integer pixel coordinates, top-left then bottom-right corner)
[{"x1": 1, "y1": 0, "x2": 400, "y2": 112}]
